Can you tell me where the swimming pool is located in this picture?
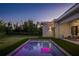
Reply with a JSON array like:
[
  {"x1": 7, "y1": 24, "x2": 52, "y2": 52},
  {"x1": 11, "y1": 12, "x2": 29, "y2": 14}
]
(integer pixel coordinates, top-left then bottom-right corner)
[{"x1": 8, "y1": 39, "x2": 70, "y2": 56}]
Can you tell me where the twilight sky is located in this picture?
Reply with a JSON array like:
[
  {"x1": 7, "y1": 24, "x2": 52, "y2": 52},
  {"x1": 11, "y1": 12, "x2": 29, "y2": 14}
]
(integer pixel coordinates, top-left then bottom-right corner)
[{"x1": 0, "y1": 3, "x2": 74, "y2": 23}]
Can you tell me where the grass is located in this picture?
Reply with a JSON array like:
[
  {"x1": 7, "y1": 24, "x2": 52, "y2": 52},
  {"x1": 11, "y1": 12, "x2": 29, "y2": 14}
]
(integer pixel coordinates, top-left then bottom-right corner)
[
  {"x1": 0, "y1": 32, "x2": 6, "y2": 39},
  {"x1": 51, "y1": 38, "x2": 79, "y2": 56},
  {"x1": 37, "y1": 37, "x2": 79, "y2": 56},
  {"x1": 0, "y1": 35, "x2": 38, "y2": 56},
  {"x1": 0, "y1": 38, "x2": 28, "y2": 56}
]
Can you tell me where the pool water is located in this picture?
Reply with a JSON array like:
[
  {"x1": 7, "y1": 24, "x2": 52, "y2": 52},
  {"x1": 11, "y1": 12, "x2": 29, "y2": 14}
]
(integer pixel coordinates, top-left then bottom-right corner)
[{"x1": 9, "y1": 39, "x2": 66, "y2": 56}]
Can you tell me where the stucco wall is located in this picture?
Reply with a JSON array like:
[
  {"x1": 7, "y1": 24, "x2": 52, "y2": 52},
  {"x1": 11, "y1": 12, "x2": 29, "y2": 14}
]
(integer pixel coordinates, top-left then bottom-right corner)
[
  {"x1": 59, "y1": 23, "x2": 71, "y2": 38},
  {"x1": 55, "y1": 19, "x2": 79, "y2": 38},
  {"x1": 42, "y1": 25, "x2": 53, "y2": 37},
  {"x1": 55, "y1": 22, "x2": 71, "y2": 38},
  {"x1": 54, "y1": 23, "x2": 60, "y2": 38}
]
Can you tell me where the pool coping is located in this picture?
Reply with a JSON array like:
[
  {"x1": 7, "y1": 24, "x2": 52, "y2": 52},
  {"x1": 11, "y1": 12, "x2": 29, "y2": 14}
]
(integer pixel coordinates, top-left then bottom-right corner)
[{"x1": 50, "y1": 39, "x2": 71, "y2": 56}]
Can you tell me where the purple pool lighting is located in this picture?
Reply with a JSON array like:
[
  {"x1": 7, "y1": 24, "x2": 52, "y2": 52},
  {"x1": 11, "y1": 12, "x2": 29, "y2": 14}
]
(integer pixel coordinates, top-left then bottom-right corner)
[
  {"x1": 41, "y1": 48, "x2": 51, "y2": 53},
  {"x1": 8, "y1": 39, "x2": 69, "y2": 56}
]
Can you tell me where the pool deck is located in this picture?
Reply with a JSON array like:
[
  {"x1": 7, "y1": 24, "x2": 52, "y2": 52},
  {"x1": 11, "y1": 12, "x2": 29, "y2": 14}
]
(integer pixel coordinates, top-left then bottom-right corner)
[{"x1": 64, "y1": 39, "x2": 79, "y2": 45}]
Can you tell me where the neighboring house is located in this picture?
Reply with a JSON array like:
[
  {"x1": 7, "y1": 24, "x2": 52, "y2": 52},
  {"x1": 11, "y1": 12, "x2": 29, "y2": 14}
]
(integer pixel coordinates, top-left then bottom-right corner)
[
  {"x1": 42, "y1": 21, "x2": 55, "y2": 37},
  {"x1": 54, "y1": 4, "x2": 79, "y2": 39}
]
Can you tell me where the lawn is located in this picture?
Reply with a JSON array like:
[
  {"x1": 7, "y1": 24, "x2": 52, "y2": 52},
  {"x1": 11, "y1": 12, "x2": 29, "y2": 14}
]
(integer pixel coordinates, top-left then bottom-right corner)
[
  {"x1": 51, "y1": 38, "x2": 79, "y2": 56},
  {"x1": 0, "y1": 35, "x2": 38, "y2": 55}
]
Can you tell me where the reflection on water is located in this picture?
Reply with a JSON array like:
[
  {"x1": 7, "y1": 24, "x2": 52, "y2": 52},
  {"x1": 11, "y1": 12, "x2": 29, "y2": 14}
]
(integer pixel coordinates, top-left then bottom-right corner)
[
  {"x1": 24, "y1": 41, "x2": 51, "y2": 52},
  {"x1": 11, "y1": 40, "x2": 66, "y2": 56}
]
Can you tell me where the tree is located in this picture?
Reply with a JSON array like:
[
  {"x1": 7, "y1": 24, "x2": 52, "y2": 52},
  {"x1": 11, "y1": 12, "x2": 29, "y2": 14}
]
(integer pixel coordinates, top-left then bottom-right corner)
[
  {"x1": 23, "y1": 21, "x2": 28, "y2": 32},
  {"x1": 27, "y1": 20, "x2": 34, "y2": 35},
  {"x1": 5, "y1": 22, "x2": 12, "y2": 34},
  {"x1": 0, "y1": 20, "x2": 6, "y2": 32}
]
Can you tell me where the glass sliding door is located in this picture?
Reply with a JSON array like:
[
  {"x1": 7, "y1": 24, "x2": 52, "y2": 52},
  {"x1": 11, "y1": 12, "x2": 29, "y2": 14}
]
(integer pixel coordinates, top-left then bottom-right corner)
[{"x1": 71, "y1": 26, "x2": 78, "y2": 36}]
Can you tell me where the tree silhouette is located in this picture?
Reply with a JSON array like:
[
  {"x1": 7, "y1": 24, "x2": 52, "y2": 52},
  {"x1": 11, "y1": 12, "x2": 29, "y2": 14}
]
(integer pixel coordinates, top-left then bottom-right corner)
[{"x1": 0, "y1": 19, "x2": 42, "y2": 36}]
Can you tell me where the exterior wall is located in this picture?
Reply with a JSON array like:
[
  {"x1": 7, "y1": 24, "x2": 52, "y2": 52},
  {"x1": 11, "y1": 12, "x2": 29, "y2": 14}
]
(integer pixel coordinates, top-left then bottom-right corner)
[
  {"x1": 55, "y1": 23, "x2": 60, "y2": 38},
  {"x1": 55, "y1": 19, "x2": 79, "y2": 39},
  {"x1": 42, "y1": 19, "x2": 79, "y2": 38},
  {"x1": 55, "y1": 22, "x2": 71, "y2": 38},
  {"x1": 42, "y1": 25, "x2": 53, "y2": 37},
  {"x1": 42, "y1": 22, "x2": 55, "y2": 37},
  {"x1": 59, "y1": 23, "x2": 71, "y2": 38}
]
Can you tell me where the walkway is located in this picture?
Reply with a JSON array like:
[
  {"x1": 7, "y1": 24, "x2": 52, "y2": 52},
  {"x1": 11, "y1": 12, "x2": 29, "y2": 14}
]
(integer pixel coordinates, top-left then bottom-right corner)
[{"x1": 64, "y1": 39, "x2": 79, "y2": 45}]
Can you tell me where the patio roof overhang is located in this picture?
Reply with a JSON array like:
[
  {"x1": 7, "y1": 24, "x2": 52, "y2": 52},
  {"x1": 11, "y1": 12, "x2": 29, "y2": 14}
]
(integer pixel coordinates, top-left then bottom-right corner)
[{"x1": 55, "y1": 4, "x2": 79, "y2": 23}]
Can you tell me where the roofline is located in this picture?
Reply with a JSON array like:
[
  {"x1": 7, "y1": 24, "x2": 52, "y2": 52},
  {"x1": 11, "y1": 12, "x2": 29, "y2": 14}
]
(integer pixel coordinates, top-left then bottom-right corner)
[{"x1": 56, "y1": 3, "x2": 79, "y2": 22}]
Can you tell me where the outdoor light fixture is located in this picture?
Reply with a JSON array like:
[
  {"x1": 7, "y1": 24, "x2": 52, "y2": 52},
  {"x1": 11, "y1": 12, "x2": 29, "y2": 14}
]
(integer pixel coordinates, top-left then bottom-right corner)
[{"x1": 49, "y1": 26, "x2": 52, "y2": 31}]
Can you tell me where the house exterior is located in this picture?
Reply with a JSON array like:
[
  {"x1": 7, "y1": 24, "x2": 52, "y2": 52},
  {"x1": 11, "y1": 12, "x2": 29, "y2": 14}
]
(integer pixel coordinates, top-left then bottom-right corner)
[
  {"x1": 55, "y1": 4, "x2": 79, "y2": 39},
  {"x1": 42, "y1": 21, "x2": 55, "y2": 37},
  {"x1": 42, "y1": 4, "x2": 79, "y2": 39}
]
